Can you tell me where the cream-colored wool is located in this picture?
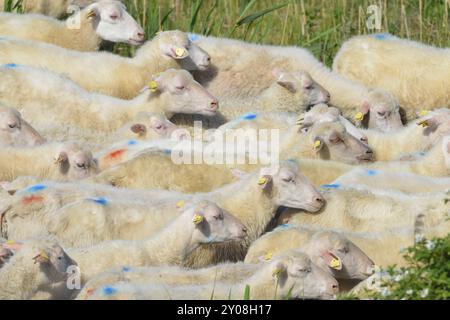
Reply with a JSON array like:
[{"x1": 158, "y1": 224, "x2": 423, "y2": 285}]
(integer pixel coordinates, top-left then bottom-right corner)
[
  {"x1": 0, "y1": 66, "x2": 216, "y2": 145},
  {"x1": 0, "y1": 30, "x2": 210, "y2": 99},
  {"x1": 333, "y1": 34, "x2": 450, "y2": 121},
  {"x1": 0, "y1": 142, "x2": 99, "y2": 182},
  {"x1": 0, "y1": 1, "x2": 142, "y2": 52}
]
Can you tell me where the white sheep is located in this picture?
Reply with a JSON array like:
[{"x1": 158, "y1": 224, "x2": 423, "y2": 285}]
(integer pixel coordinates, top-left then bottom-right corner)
[
  {"x1": 0, "y1": 142, "x2": 99, "y2": 182},
  {"x1": 0, "y1": 0, "x2": 73, "y2": 18},
  {"x1": 244, "y1": 224, "x2": 437, "y2": 270},
  {"x1": 0, "y1": 103, "x2": 45, "y2": 147},
  {"x1": 0, "y1": 65, "x2": 217, "y2": 144},
  {"x1": 0, "y1": 1, "x2": 143, "y2": 52},
  {"x1": 172, "y1": 70, "x2": 330, "y2": 129},
  {"x1": 189, "y1": 34, "x2": 403, "y2": 132},
  {"x1": 0, "y1": 30, "x2": 211, "y2": 99},
  {"x1": 82, "y1": 251, "x2": 339, "y2": 300},
  {"x1": 278, "y1": 187, "x2": 450, "y2": 236},
  {"x1": 65, "y1": 201, "x2": 246, "y2": 283},
  {"x1": 0, "y1": 237, "x2": 78, "y2": 300},
  {"x1": 334, "y1": 168, "x2": 450, "y2": 195},
  {"x1": 333, "y1": 33, "x2": 450, "y2": 121}
]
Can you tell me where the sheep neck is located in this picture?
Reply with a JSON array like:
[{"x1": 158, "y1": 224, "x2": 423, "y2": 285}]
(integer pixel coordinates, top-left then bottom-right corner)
[
  {"x1": 228, "y1": 268, "x2": 279, "y2": 300},
  {"x1": 63, "y1": 12, "x2": 102, "y2": 51},
  {"x1": 209, "y1": 175, "x2": 277, "y2": 244},
  {"x1": 279, "y1": 127, "x2": 316, "y2": 160},
  {"x1": 412, "y1": 143, "x2": 447, "y2": 176},
  {"x1": 141, "y1": 212, "x2": 198, "y2": 265},
  {"x1": 127, "y1": 91, "x2": 174, "y2": 119},
  {"x1": 132, "y1": 40, "x2": 180, "y2": 76},
  {"x1": 257, "y1": 85, "x2": 308, "y2": 113}
]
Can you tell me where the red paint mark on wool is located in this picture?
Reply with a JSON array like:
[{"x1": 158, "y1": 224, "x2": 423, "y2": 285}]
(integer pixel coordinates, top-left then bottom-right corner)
[{"x1": 22, "y1": 195, "x2": 44, "y2": 205}]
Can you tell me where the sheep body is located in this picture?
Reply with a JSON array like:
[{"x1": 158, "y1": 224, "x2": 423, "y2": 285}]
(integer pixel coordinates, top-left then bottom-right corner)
[{"x1": 333, "y1": 34, "x2": 450, "y2": 121}]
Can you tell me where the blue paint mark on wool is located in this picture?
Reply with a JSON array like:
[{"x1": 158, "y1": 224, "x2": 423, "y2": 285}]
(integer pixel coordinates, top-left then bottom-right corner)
[
  {"x1": 127, "y1": 140, "x2": 138, "y2": 146},
  {"x1": 366, "y1": 169, "x2": 378, "y2": 176},
  {"x1": 89, "y1": 197, "x2": 108, "y2": 206},
  {"x1": 242, "y1": 113, "x2": 257, "y2": 120},
  {"x1": 278, "y1": 224, "x2": 291, "y2": 230},
  {"x1": 26, "y1": 184, "x2": 47, "y2": 193},
  {"x1": 321, "y1": 183, "x2": 341, "y2": 189},
  {"x1": 163, "y1": 149, "x2": 172, "y2": 155},
  {"x1": 373, "y1": 33, "x2": 390, "y2": 40},
  {"x1": 103, "y1": 286, "x2": 117, "y2": 296},
  {"x1": 188, "y1": 33, "x2": 201, "y2": 42},
  {"x1": 122, "y1": 267, "x2": 131, "y2": 273},
  {"x1": 4, "y1": 63, "x2": 18, "y2": 68}
]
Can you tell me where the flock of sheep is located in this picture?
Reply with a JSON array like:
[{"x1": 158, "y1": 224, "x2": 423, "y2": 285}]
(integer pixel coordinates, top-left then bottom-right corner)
[{"x1": 0, "y1": 0, "x2": 449, "y2": 300}]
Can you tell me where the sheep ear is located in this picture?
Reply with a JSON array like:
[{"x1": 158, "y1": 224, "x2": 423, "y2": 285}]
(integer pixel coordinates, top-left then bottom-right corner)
[
  {"x1": 313, "y1": 137, "x2": 324, "y2": 152},
  {"x1": 2, "y1": 240, "x2": 23, "y2": 251},
  {"x1": 161, "y1": 44, "x2": 189, "y2": 60},
  {"x1": 130, "y1": 124, "x2": 147, "y2": 137},
  {"x1": 276, "y1": 78, "x2": 296, "y2": 93},
  {"x1": 320, "y1": 250, "x2": 342, "y2": 270},
  {"x1": 54, "y1": 151, "x2": 69, "y2": 165},
  {"x1": 192, "y1": 211, "x2": 205, "y2": 225},
  {"x1": 272, "y1": 261, "x2": 287, "y2": 278},
  {"x1": 257, "y1": 175, "x2": 273, "y2": 191},
  {"x1": 361, "y1": 101, "x2": 371, "y2": 115},
  {"x1": 32, "y1": 250, "x2": 50, "y2": 264}
]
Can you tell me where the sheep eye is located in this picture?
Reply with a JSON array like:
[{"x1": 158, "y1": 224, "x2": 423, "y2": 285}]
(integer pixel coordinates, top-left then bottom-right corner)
[
  {"x1": 299, "y1": 268, "x2": 311, "y2": 273},
  {"x1": 110, "y1": 14, "x2": 119, "y2": 20},
  {"x1": 176, "y1": 86, "x2": 185, "y2": 91},
  {"x1": 304, "y1": 85, "x2": 313, "y2": 90},
  {"x1": 8, "y1": 124, "x2": 17, "y2": 129},
  {"x1": 329, "y1": 138, "x2": 341, "y2": 144},
  {"x1": 377, "y1": 111, "x2": 386, "y2": 117},
  {"x1": 58, "y1": 256, "x2": 62, "y2": 260}
]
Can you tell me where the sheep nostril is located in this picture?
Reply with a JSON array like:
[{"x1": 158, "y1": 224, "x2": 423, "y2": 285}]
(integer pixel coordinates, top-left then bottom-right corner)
[
  {"x1": 366, "y1": 149, "x2": 374, "y2": 155},
  {"x1": 210, "y1": 100, "x2": 219, "y2": 109},
  {"x1": 76, "y1": 163, "x2": 86, "y2": 169}
]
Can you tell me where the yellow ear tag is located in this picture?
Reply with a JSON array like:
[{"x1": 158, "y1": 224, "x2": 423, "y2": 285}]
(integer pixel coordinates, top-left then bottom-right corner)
[
  {"x1": 419, "y1": 110, "x2": 429, "y2": 117},
  {"x1": 40, "y1": 250, "x2": 50, "y2": 261},
  {"x1": 6, "y1": 240, "x2": 14, "y2": 245},
  {"x1": 417, "y1": 120, "x2": 429, "y2": 128},
  {"x1": 272, "y1": 267, "x2": 282, "y2": 277},
  {"x1": 264, "y1": 251, "x2": 273, "y2": 261},
  {"x1": 258, "y1": 177, "x2": 268, "y2": 185},
  {"x1": 314, "y1": 140, "x2": 321, "y2": 149},
  {"x1": 193, "y1": 214, "x2": 204, "y2": 225},
  {"x1": 86, "y1": 10, "x2": 96, "y2": 19},
  {"x1": 354, "y1": 112, "x2": 364, "y2": 121},
  {"x1": 176, "y1": 200, "x2": 185, "y2": 209},
  {"x1": 148, "y1": 81, "x2": 158, "y2": 93},
  {"x1": 329, "y1": 258, "x2": 341, "y2": 270},
  {"x1": 175, "y1": 48, "x2": 186, "y2": 57}
]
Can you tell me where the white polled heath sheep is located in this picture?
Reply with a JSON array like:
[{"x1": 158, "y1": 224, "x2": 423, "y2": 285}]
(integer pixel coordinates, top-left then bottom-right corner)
[
  {"x1": 334, "y1": 168, "x2": 450, "y2": 195},
  {"x1": 0, "y1": 0, "x2": 73, "y2": 18},
  {"x1": 83, "y1": 251, "x2": 339, "y2": 300},
  {"x1": 0, "y1": 237, "x2": 78, "y2": 300},
  {"x1": 0, "y1": 1, "x2": 144, "y2": 52},
  {"x1": 0, "y1": 142, "x2": 99, "y2": 182},
  {"x1": 189, "y1": 34, "x2": 402, "y2": 132},
  {"x1": 279, "y1": 187, "x2": 450, "y2": 235},
  {"x1": 333, "y1": 34, "x2": 450, "y2": 121},
  {"x1": 0, "y1": 103, "x2": 45, "y2": 147},
  {"x1": 244, "y1": 224, "x2": 427, "y2": 269},
  {"x1": 172, "y1": 70, "x2": 330, "y2": 128},
  {"x1": 0, "y1": 30, "x2": 211, "y2": 99},
  {"x1": 0, "y1": 65, "x2": 217, "y2": 143},
  {"x1": 66, "y1": 201, "x2": 246, "y2": 282}
]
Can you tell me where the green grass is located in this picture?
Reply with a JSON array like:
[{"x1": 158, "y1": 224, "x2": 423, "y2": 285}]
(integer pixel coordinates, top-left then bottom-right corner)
[{"x1": 116, "y1": 0, "x2": 450, "y2": 66}]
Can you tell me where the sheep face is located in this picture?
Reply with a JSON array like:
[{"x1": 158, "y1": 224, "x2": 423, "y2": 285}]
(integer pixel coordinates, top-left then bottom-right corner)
[
  {"x1": 271, "y1": 253, "x2": 339, "y2": 300},
  {"x1": 0, "y1": 106, "x2": 45, "y2": 147},
  {"x1": 299, "y1": 104, "x2": 368, "y2": 144},
  {"x1": 362, "y1": 89, "x2": 403, "y2": 132},
  {"x1": 157, "y1": 30, "x2": 211, "y2": 71},
  {"x1": 418, "y1": 108, "x2": 450, "y2": 147},
  {"x1": 150, "y1": 69, "x2": 219, "y2": 116},
  {"x1": 87, "y1": 0, "x2": 145, "y2": 45},
  {"x1": 310, "y1": 231, "x2": 376, "y2": 280},
  {"x1": 303, "y1": 121, "x2": 374, "y2": 164},
  {"x1": 260, "y1": 162, "x2": 325, "y2": 212},
  {"x1": 55, "y1": 144, "x2": 100, "y2": 180},
  {"x1": 128, "y1": 112, "x2": 183, "y2": 140},
  {"x1": 273, "y1": 70, "x2": 330, "y2": 108},
  {"x1": 191, "y1": 201, "x2": 247, "y2": 245}
]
